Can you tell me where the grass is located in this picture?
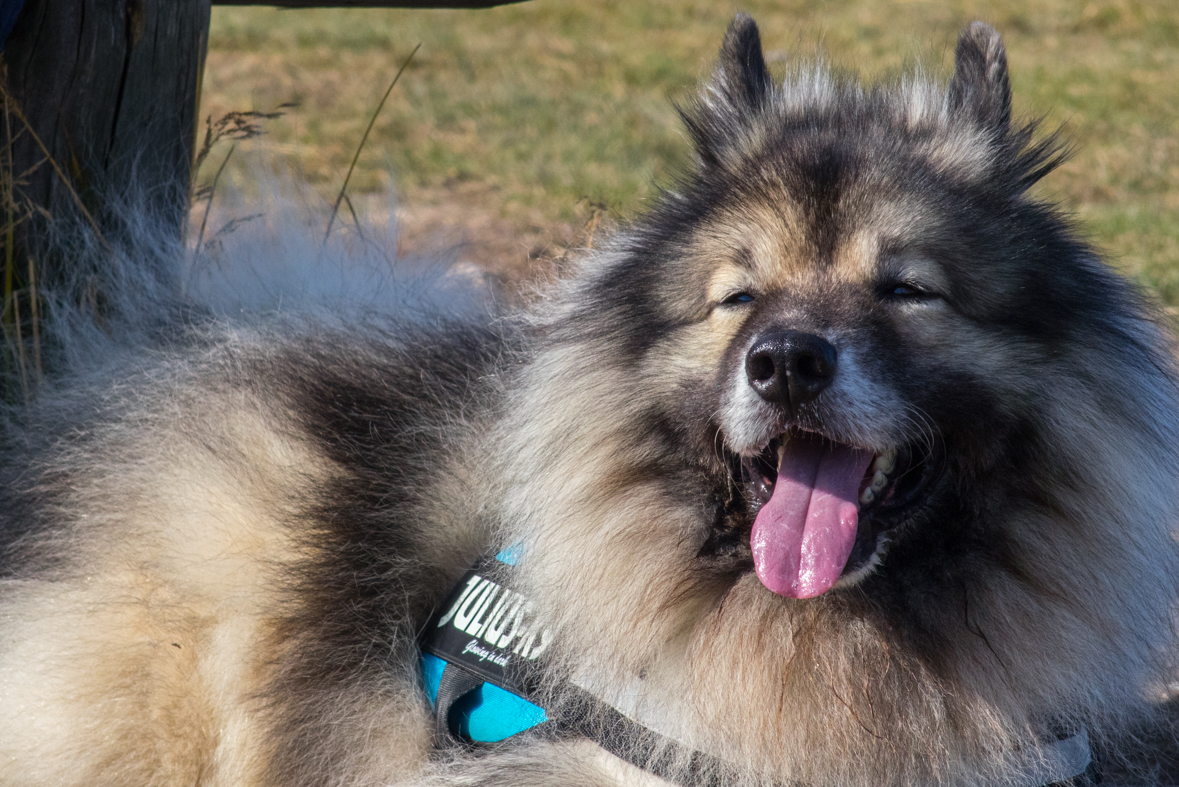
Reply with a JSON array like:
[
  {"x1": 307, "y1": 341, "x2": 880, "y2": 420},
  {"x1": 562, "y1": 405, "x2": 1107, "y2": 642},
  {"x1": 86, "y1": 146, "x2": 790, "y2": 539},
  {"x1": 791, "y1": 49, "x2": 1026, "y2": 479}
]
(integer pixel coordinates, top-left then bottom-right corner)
[{"x1": 202, "y1": 0, "x2": 1179, "y2": 295}]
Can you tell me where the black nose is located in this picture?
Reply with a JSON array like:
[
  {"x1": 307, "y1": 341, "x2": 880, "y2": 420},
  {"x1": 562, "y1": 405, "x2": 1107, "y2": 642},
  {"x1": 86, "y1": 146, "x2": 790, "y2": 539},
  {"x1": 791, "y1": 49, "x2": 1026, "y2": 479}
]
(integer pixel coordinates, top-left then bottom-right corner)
[{"x1": 745, "y1": 330, "x2": 837, "y2": 414}]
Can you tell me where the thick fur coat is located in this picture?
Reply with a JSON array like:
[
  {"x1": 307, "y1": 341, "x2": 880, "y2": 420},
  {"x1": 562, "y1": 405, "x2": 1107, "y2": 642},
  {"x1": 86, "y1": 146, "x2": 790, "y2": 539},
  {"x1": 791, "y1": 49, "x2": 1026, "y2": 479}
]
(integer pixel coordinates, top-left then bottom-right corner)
[{"x1": 3, "y1": 16, "x2": 1179, "y2": 787}]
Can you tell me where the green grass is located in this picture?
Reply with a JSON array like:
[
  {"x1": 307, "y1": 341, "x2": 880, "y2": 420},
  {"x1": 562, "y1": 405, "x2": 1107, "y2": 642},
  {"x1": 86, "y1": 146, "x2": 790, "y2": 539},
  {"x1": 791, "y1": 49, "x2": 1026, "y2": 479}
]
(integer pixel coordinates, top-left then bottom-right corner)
[{"x1": 203, "y1": 0, "x2": 1179, "y2": 292}]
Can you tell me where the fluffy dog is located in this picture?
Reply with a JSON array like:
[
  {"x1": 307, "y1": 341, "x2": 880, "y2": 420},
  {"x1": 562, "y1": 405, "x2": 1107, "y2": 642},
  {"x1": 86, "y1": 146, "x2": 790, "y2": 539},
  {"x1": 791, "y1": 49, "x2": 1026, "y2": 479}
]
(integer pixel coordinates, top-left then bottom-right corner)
[{"x1": 3, "y1": 15, "x2": 1179, "y2": 787}]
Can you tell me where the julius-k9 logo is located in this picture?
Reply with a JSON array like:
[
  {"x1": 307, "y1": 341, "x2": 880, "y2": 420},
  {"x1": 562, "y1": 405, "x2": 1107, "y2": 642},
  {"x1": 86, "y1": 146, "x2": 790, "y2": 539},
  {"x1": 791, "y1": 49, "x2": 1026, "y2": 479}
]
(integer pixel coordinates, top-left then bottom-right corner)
[{"x1": 421, "y1": 556, "x2": 554, "y2": 691}]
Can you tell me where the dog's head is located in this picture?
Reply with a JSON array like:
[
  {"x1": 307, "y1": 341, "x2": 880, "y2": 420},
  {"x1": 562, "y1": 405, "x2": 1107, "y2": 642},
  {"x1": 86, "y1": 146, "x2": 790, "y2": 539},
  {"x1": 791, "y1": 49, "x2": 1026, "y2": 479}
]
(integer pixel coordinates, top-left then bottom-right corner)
[{"x1": 680, "y1": 17, "x2": 1059, "y2": 599}]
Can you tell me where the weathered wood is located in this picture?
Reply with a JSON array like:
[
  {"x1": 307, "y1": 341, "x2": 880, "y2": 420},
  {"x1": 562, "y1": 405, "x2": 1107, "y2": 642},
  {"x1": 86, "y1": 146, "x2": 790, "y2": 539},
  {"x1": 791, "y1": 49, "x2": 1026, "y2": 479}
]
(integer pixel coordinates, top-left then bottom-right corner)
[
  {"x1": 3, "y1": 0, "x2": 211, "y2": 256},
  {"x1": 212, "y1": 0, "x2": 526, "y2": 7}
]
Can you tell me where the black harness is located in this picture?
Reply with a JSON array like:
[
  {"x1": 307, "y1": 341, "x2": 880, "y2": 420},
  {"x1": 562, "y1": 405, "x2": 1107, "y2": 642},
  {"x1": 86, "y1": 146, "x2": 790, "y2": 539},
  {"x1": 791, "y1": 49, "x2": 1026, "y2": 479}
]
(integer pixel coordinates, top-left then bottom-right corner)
[{"x1": 419, "y1": 553, "x2": 1097, "y2": 787}]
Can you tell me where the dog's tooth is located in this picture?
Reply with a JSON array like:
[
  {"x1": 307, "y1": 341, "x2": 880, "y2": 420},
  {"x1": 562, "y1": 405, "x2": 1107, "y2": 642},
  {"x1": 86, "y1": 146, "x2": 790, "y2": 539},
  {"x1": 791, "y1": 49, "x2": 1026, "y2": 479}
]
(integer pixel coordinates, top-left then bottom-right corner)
[
  {"x1": 859, "y1": 487, "x2": 874, "y2": 505},
  {"x1": 777, "y1": 444, "x2": 785, "y2": 469},
  {"x1": 874, "y1": 450, "x2": 896, "y2": 474},
  {"x1": 870, "y1": 470, "x2": 888, "y2": 493}
]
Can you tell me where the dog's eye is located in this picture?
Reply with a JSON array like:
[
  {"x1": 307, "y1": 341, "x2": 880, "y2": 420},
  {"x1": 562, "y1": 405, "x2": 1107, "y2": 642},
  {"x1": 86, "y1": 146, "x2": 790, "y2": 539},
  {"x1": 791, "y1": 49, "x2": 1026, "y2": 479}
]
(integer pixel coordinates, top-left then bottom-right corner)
[
  {"x1": 721, "y1": 292, "x2": 756, "y2": 306},
  {"x1": 882, "y1": 282, "x2": 937, "y2": 300}
]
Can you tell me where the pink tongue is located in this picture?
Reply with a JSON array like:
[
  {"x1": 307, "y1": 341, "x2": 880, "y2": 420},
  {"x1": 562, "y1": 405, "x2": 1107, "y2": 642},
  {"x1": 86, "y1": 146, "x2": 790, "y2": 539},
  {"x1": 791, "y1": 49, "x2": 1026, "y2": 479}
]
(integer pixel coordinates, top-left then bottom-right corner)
[{"x1": 751, "y1": 435, "x2": 874, "y2": 598}]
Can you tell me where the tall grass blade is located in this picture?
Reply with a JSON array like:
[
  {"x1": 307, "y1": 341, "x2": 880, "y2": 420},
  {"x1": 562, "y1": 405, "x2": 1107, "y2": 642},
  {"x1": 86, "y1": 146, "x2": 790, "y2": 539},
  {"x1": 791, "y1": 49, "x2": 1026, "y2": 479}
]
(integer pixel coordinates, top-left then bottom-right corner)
[
  {"x1": 325, "y1": 43, "x2": 420, "y2": 246},
  {"x1": 342, "y1": 192, "x2": 365, "y2": 243},
  {"x1": 3, "y1": 85, "x2": 14, "y2": 390},
  {"x1": 28, "y1": 254, "x2": 40, "y2": 379},
  {"x1": 0, "y1": 81, "x2": 108, "y2": 250},
  {"x1": 196, "y1": 145, "x2": 235, "y2": 254},
  {"x1": 11, "y1": 288, "x2": 27, "y2": 404}
]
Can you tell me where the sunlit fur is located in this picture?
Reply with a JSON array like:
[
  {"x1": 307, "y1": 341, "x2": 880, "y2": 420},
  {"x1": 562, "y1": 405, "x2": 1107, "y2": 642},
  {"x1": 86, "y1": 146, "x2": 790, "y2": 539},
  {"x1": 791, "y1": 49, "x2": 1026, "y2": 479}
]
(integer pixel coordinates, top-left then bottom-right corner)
[{"x1": 4, "y1": 16, "x2": 1179, "y2": 787}]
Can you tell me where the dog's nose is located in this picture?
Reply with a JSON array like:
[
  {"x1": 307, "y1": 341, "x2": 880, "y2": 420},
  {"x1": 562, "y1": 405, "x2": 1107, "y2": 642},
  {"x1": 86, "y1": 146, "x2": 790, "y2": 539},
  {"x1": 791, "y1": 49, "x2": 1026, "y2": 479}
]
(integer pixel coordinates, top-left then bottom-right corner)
[{"x1": 745, "y1": 330, "x2": 837, "y2": 413}]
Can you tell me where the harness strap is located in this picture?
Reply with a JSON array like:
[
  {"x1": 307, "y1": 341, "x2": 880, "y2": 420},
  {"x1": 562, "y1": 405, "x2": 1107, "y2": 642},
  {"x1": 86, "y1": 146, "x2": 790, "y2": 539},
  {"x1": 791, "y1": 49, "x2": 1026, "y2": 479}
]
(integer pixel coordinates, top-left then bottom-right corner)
[
  {"x1": 553, "y1": 685, "x2": 730, "y2": 787},
  {"x1": 432, "y1": 661, "x2": 485, "y2": 743},
  {"x1": 557, "y1": 687, "x2": 1097, "y2": 787}
]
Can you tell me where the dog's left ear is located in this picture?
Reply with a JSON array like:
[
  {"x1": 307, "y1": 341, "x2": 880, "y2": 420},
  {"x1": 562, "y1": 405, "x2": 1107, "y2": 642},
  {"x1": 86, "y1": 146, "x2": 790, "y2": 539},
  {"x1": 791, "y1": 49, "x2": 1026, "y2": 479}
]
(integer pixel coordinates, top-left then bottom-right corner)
[{"x1": 948, "y1": 22, "x2": 1011, "y2": 133}]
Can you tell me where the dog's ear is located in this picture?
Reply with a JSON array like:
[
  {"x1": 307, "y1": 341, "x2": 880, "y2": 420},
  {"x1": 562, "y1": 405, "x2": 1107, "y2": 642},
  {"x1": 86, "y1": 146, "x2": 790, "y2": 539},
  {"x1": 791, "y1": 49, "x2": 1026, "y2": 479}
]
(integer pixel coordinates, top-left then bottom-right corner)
[
  {"x1": 948, "y1": 22, "x2": 1011, "y2": 132},
  {"x1": 715, "y1": 13, "x2": 773, "y2": 114},
  {"x1": 683, "y1": 14, "x2": 773, "y2": 166}
]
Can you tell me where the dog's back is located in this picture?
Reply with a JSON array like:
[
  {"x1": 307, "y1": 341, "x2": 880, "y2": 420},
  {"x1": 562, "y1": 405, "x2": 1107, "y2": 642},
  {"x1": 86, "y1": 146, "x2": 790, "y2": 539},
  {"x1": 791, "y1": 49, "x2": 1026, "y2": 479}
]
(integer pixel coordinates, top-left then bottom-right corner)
[{"x1": 0, "y1": 319, "x2": 504, "y2": 784}]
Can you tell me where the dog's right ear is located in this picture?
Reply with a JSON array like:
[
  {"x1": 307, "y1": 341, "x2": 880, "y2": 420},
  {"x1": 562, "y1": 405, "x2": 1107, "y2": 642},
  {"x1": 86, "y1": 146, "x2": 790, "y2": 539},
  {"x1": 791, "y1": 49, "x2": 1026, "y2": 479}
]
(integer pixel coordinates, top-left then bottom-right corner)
[
  {"x1": 683, "y1": 14, "x2": 773, "y2": 166},
  {"x1": 715, "y1": 14, "x2": 773, "y2": 114}
]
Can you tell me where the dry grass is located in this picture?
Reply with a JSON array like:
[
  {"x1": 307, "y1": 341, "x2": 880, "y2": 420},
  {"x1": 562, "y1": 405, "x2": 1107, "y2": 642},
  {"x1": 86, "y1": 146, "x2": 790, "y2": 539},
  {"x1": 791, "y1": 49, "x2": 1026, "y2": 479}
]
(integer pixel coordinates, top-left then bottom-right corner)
[
  {"x1": 201, "y1": 0, "x2": 1179, "y2": 297},
  {"x1": 0, "y1": 75, "x2": 102, "y2": 401}
]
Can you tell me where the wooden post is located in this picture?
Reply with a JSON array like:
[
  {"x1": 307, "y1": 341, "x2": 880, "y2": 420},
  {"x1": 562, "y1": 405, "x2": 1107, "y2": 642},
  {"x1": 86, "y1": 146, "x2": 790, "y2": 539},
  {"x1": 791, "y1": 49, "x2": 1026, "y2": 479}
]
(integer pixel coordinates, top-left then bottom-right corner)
[{"x1": 2, "y1": 0, "x2": 212, "y2": 263}]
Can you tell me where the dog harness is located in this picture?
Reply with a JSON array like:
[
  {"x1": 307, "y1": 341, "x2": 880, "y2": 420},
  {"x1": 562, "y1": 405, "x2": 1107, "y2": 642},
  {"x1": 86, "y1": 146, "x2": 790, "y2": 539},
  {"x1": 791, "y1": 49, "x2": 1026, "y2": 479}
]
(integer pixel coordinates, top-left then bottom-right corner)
[
  {"x1": 419, "y1": 546, "x2": 551, "y2": 743},
  {"x1": 419, "y1": 551, "x2": 1096, "y2": 787}
]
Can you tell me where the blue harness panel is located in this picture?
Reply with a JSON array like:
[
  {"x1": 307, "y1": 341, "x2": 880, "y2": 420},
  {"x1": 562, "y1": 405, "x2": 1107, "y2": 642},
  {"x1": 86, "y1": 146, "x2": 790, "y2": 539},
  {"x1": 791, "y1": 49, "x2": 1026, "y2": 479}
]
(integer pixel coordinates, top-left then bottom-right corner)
[{"x1": 421, "y1": 653, "x2": 547, "y2": 742}]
